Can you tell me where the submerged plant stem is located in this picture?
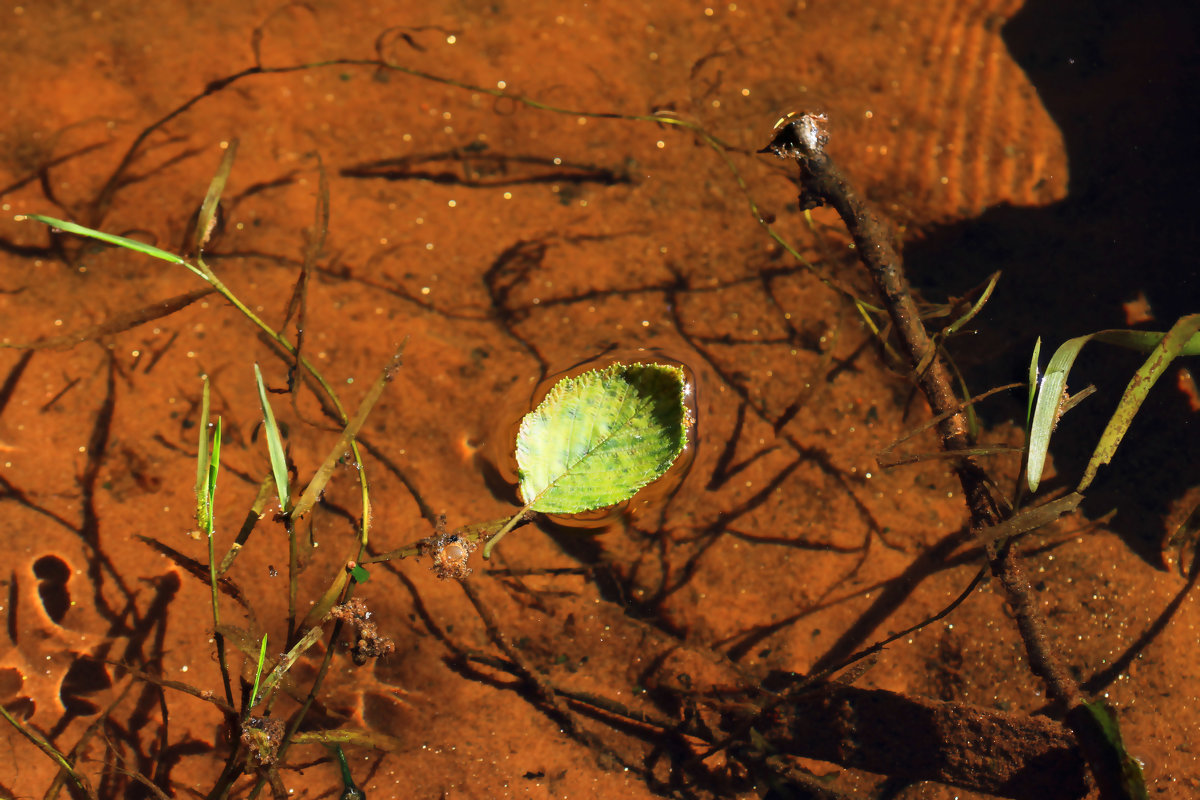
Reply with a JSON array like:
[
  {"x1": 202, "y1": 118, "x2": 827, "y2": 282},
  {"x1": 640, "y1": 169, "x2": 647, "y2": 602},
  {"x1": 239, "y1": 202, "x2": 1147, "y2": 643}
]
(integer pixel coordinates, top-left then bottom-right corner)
[
  {"x1": 481, "y1": 508, "x2": 532, "y2": 560},
  {"x1": 0, "y1": 704, "x2": 96, "y2": 798},
  {"x1": 762, "y1": 111, "x2": 1136, "y2": 800}
]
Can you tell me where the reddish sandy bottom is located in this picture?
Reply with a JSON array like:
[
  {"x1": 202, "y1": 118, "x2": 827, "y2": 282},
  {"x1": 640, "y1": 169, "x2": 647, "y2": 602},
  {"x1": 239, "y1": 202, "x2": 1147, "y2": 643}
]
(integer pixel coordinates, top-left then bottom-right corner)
[{"x1": 2, "y1": 1, "x2": 1198, "y2": 799}]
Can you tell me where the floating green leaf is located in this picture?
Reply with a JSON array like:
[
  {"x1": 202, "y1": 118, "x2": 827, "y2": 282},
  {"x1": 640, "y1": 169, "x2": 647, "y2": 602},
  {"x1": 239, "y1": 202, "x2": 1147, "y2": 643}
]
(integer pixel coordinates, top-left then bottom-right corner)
[{"x1": 515, "y1": 362, "x2": 689, "y2": 514}]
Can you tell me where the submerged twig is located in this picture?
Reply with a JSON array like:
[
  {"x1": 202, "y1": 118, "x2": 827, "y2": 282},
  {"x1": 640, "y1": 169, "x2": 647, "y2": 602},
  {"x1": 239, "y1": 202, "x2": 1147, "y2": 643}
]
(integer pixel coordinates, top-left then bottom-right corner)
[
  {"x1": 761, "y1": 114, "x2": 989, "y2": 505},
  {"x1": 762, "y1": 111, "x2": 1122, "y2": 798}
]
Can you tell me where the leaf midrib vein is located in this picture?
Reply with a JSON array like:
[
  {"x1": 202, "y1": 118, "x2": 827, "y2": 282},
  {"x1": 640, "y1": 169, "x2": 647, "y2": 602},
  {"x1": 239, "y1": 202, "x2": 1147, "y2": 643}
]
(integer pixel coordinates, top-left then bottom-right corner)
[{"x1": 531, "y1": 377, "x2": 646, "y2": 503}]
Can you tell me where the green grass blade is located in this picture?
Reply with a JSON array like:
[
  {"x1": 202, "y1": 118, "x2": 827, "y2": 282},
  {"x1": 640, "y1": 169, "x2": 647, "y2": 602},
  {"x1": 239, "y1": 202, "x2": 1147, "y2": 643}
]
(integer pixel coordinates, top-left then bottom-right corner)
[
  {"x1": 0, "y1": 704, "x2": 96, "y2": 798},
  {"x1": 515, "y1": 362, "x2": 689, "y2": 514},
  {"x1": 1026, "y1": 337, "x2": 1041, "y2": 431},
  {"x1": 1026, "y1": 333, "x2": 1087, "y2": 493},
  {"x1": 944, "y1": 270, "x2": 1000, "y2": 337},
  {"x1": 207, "y1": 417, "x2": 222, "y2": 522},
  {"x1": 196, "y1": 378, "x2": 213, "y2": 532},
  {"x1": 22, "y1": 213, "x2": 188, "y2": 266},
  {"x1": 1027, "y1": 320, "x2": 1200, "y2": 493},
  {"x1": 254, "y1": 364, "x2": 290, "y2": 513},
  {"x1": 195, "y1": 402, "x2": 232, "y2": 710},
  {"x1": 254, "y1": 624, "x2": 325, "y2": 704},
  {"x1": 1081, "y1": 701, "x2": 1149, "y2": 800},
  {"x1": 1077, "y1": 314, "x2": 1200, "y2": 492},
  {"x1": 249, "y1": 633, "x2": 268, "y2": 708},
  {"x1": 1091, "y1": 328, "x2": 1200, "y2": 356}
]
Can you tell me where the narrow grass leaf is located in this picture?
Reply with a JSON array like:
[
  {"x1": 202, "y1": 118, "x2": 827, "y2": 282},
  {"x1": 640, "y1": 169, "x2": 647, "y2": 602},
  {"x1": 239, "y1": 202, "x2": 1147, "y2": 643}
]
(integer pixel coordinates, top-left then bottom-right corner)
[
  {"x1": 977, "y1": 492, "x2": 1083, "y2": 546},
  {"x1": 196, "y1": 377, "x2": 213, "y2": 532},
  {"x1": 254, "y1": 624, "x2": 325, "y2": 704},
  {"x1": 136, "y1": 535, "x2": 254, "y2": 612},
  {"x1": 23, "y1": 214, "x2": 188, "y2": 266},
  {"x1": 214, "y1": 624, "x2": 308, "y2": 700},
  {"x1": 289, "y1": 728, "x2": 404, "y2": 750},
  {"x1": 1, "y1": 705, "x2": 96, "y2": 798},
  {"x1": 1078, "y1": 313, "x2": 1200, "y2": 492},
  {"x1": 1027, "y1": 339, "x2": 1085, "y2": 493},
  {"x1": 944, "y1": 270, "x2": 1000, "y2": 336},
  {"x1": 249, "y1": 633, "x2": 268, "y2": 707},
  {"x1": 1027, "y1": 320, "x2": 1200, "y2": 493},
  {"x1": 300, "y1": 566, "x2": 350, "y2": 630},
  {"x1": 218, "y1": 476, "x2": 275, "y2": 577},
  {"x1": 516, "y1": 362, "x2": 689, "y2": 514},
  {"x1": 109, "y1": 662, "x2": 236, "y2": 715},
  {"x1": 254, "y1": 363, "x2": 290, "y2": 512},
  {"x1": 291, "y1": 341, "x2": 405, "y2": 521},
  {"x1": 1091, "y1": 328, "x2": 1200, "y2": 356},
  {"x1": 203, "y1": 414, "x2": 227, "y2": 703},
  {"x1": 1081, "y1": 701, "x2": 1149, "y2": 800},
  {"x1": 1026, "y1": 337, "x2": 1041, "y2": 430},
  {"x1": 195, "y1": 140, "x2": 238, "y2": 253},
  {"x1": 207, "y1": 417, "x2": 222, "y2": 528}
]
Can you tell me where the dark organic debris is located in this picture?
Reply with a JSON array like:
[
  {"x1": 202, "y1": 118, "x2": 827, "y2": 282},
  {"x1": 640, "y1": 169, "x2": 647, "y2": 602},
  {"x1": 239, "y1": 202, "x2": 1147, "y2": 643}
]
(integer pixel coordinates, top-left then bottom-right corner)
[
  {"x1": 241, "y1": 715, "x2": 286, "y2": 766},
  {"x1": 428, "y1": 532, "x2": 476, "y2": 581},
  {"x1": 329, "y1": 597, "x2": 396, "y2": 666}
]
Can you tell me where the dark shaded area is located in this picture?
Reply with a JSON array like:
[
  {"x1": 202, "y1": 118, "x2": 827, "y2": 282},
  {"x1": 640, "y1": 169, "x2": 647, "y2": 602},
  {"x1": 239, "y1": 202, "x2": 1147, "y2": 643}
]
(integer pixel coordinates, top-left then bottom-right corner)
[
  {"x1": 0, "y1": 666, "x2": 23, "y2": 698},
  {"x1": 746, "y1": 683, "x2": 1089, "y2": 799},
  {"x1": 58, "y1": 657, "x2": 111, "y2": 717},
  {"x1": 341, "y1": 147, "x2": 631, "y2": 188},
  {"x1": 33, "y1": 554, "x2": 71, "y2": 624},
  {"x1": 904, "y1": 0, "x2": 1200, "y2": 565},
  {"x1": 0, "y1": 350, "x2": 33, "y2": 415},
  {"x1": 6, "y1": 572, "x2": 18, "y2": 643},
  {"x1": 807, "y1": 526, "x2": 975, "y2": 672}
]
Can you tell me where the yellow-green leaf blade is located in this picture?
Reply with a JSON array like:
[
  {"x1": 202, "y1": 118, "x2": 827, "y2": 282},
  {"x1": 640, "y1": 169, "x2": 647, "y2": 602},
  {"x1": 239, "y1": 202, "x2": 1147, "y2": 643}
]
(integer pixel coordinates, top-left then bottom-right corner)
[
  {"x1": 516, "y1": 363, "x2": 689, "y2": 514},
  {"x1": 254, "y1": 363, "x2": 290, "y2": 512},
  {"x1": 1027, "y1": 319, "x2": 1200, "y2": 494},
  {"x1": 1078, "y1": 313, "x2": 1200, "y2": 493}
]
